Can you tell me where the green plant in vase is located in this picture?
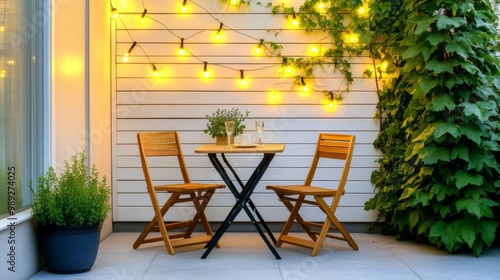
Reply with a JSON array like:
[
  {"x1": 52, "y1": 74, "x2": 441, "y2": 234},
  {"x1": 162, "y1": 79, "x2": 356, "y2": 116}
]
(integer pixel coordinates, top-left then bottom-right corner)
[{"x1": 203, "y1": 108, "x2": 250, "y2": 144}]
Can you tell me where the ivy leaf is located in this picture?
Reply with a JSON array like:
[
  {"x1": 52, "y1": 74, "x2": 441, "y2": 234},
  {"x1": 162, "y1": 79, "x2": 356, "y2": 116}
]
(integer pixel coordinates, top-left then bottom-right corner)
[
  {"x1": 402, "y1": 41, "x2": 428, "y2": 59},
  {"x1": 419, "y1": 78, "x2": 439, "y2": 95},
  {"x1": 409, "y1": 210, "x2": 419, "y2": 230},
  {"x1": 430, "y1": 220, "x2": 461, "y2": 252},
  {"x1": 476, "y1": 220, "x2": 499, "y2": 247},
  {"x1": 450, "y1": 145, "x2": 469, "y2": 161},
  {"x1": 421, "y1": 146, "x2": 450, "y2": 164},
  {"x1": 457, "y1": 220, "x2": 476, "y2": 248},
  {"x1": 434, "y1": 122, "x2": 460, "y2": 139},
  {"x1": 414, "y1": 17, "x2": 435, "y2": 35},
  {"x1": 426, "y1": 33, "x2": 450, "y2": 46},
  {"x1": 445, "y1": 41, "x2": 470, "y2": 59},
  {"x1": 459, "y1": 125, "x2": 483, "y2": 145},
  {"x1": 425, "y1": 59, "x2": 454, "y2": 74},
  {"x1": 436, "y1": 15, "x2": 466, "y2": 30},
  {"x1": 454, "y1": 170, "x2": 484, "y2": 190},
  {"x1": 429, "y1": 95, "x2": 456, "y2": 112},
  {"x1": 459, "y1": 102, "x2": 486, "y2": 122},
  {"x1": 400, "y1": 187, "x2": 415, "y2": 200},
  {"x1": 456, "y1": 198, "x2": 482, "y2": 219}
]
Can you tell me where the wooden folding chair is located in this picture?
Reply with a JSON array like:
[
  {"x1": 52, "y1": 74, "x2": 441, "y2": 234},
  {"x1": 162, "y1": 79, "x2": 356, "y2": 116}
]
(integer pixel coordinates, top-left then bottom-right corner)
[
  {"x1": 133, "y1": 131, "x2": 225, "y2": 255},
  {"x1": 267, "y1": 133, "x2": 358, "y2": 256}
]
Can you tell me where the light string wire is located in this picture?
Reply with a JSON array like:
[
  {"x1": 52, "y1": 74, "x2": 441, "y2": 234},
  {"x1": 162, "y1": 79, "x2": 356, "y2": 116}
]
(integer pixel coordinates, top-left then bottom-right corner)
[{"x1": 113, "y1": 0, "x2": 341, "y2": 96}]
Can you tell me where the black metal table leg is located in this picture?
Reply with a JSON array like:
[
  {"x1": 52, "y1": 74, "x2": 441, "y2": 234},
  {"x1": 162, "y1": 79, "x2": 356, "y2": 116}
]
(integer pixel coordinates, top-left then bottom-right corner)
[{"x1": 201, "y1": 152, "x2": 281, "y2": 259}]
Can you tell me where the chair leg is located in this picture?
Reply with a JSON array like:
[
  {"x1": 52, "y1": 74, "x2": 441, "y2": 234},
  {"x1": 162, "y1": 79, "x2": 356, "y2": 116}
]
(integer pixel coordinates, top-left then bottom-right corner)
[
  {"x1": 278, "y1": 194, "x2": 317, "y2": 242},
  {"x1": 133, "y1": 193, "x2": 179, "y2": 255},
  {"x1": 315, "y1": 196, "x2": 358, "y2": 254}
]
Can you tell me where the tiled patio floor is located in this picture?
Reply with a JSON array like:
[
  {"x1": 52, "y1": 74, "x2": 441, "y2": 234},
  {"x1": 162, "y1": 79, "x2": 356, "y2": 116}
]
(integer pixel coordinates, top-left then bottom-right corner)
[{"x1": 31, "y1": 232, "x2": 500, "y2": 280}]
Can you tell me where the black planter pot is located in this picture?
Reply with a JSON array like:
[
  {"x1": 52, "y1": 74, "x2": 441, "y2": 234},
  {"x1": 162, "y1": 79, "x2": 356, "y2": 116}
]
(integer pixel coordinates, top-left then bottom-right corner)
[{"x1": 38, "y1": 224, "x2": 101, "y2": 274}]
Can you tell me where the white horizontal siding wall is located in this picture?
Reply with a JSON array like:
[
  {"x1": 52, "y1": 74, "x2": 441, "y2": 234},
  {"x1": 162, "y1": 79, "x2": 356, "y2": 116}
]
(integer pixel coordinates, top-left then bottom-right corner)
[{"x1": 111, "y1": 0, "x2": 380, "y2": 223}]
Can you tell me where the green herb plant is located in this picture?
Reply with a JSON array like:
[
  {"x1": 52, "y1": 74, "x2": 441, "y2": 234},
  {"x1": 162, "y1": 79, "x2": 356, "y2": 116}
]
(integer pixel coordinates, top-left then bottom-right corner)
[
  {"x1": 31, "y1": 151, "x2": 111, "y2": 227},
  {"x1": 203, "y1": 108, "x2": 250, "y2": 138}
]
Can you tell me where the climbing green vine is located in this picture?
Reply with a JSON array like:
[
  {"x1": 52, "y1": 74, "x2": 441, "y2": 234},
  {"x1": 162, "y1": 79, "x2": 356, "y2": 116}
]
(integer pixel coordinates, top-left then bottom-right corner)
[
  {"x1": 363, "y1": 0, "x2": 500, "y2": 256},
  {"x1": 221, "y1": 0, "x2": 500, "y2": 256}
]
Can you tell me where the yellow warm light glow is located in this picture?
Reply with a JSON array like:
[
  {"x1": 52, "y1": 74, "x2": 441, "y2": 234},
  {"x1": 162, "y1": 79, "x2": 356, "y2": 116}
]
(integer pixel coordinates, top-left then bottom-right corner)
[
  {"x1": 253, "y1": 45, "x2": 264, "y2": 56},
  {"x1": 61, "y1": 58, "x2": 83, "y2": 76},
  {"x1": 379, "y1": 61, "x2": 388, "y2": 72},
  {"x1": 344, "y1": 33, "x2": 360, "y2": 44},
  {"x1": 123, "y1": 53, "x2": 130, "y2": 62},
  {"x1": 308, "y1": 45, "x2": 324, "y2": 56},
  {"x1": 1, "y1": 70, "x2": 5, "y2": 78},
  {"x1": 178, "y1": 48, "x2": 186, "y2": 56},
  {"x1": 357, "y1": 5, "x2": 370, "y2": 17},
  {"x1": 0, "y1": 26, "x2": 4, "y2": 32},
  {"x1": 324, "y1": 99, "x2": 339, "y2": 112},
  {"x1": 7, "y1": 60, "x2": 14, "y2": 65},
  {"x1": 267, "y1": 90, "x2": 282, "y2": 104},
  {"x1": 230, "y1": 0, "x2": 240, "y2": 6}
]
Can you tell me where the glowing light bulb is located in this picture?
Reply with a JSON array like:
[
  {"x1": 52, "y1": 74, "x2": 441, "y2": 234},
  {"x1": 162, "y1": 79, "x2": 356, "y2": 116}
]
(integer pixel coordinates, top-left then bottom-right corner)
[
  {"x1": 123, "y1": 53, "x2": 130, "y2": 62},
  {"x1": 111, "y1": 8, "x2": 119, "y2": 19},
  {"x1": 0, "y1": 25, "x2": 4, "y2": 32},
  {"x1": 178, "y1": 38, "x2": 186, "y2": 56},
  {"x1": 239, "y1": 70, "x2": 247, "y2": 86},
  {"x1": 1, "y1": 70, "x2": 5, "y2": 78},
  {"x1": 291, "y1": 14, "x2": 298, "y2": 27},
  {"x1": 181, "y1": 0, "x2": 188, "y2": 12},
  {"x1": 203, "y1": 62, "x2": 210, "y2": 78},
  {"x1": 345, "y1": 33, "x2": 359, "y2": 44},
  {"x1": 253, "y1": 39, "x2": 265, "y2": 56},
  {"x1": 152, "y1": 65, "x2": 159, "y2": 77},
  {"x1": 140, "y1": 9, "x2": 147, "y2": 24}
]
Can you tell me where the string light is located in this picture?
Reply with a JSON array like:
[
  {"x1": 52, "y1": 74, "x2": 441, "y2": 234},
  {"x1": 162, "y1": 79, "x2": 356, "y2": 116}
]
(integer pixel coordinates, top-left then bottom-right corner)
[
  {"x1": 113, "y1": 0, "x2": 345, "y2": 111},
  {"x1": 344, "y1": 33, "x2": 359, "y2": 44},
  {"x1": 181, "y1": 0, "x2": 188, "y2": 12},
  {"x1": 300, "y1": 77, "x2": 308, "y2": 92},
  {"x1": 140, "y1": 9, "x2": 147, "y2": 24},
  {"x1": 152, "y1": 64, "x2": 159, "y2": 77},
  {"x1": 253, "y1": 39, "x2": 265, "y2": 56},
  {"x1": 178, "y1": 38, "x2": 186, "y2": 56},
  {"x1": 214, "y1": 22, "x2": 224, "y2": 41},
  {"x1": 240, "y1": 70, "x2": 247, "y2": 86},
  {"x1": 123, "y1": 41, "x2": 137, "y2": 62},
  {"x1": 1, "y1": 70, "x2": 5, "y2": 78},
  {"x1": 111, "y1": 7, "x2": 119, "y2": 19},
  {"x1": 291, "y1": 13, "x2": 298, "y2": 27},
  {"x1": 203, "y1": 61, "x2": 210, "y2": 78}
]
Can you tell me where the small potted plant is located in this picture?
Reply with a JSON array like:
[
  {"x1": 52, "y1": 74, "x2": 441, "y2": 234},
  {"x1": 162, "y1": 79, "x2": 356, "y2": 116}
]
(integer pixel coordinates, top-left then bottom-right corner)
[
  {"x1": 203, "y1": 108, "x2": 250, "y2": 144},
  {"x1": 30, "y1": 151, "x2": 111, "y2": 274}
]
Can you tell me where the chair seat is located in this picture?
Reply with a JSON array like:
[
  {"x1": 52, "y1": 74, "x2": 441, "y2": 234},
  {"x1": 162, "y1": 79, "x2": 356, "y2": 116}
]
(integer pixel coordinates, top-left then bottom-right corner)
[
  {"x1": 156, "y1": 183, "x2": 225, "y2": 193},
  {"x1": 267, "y1": 185, "x2": 337, "y2": 196}
]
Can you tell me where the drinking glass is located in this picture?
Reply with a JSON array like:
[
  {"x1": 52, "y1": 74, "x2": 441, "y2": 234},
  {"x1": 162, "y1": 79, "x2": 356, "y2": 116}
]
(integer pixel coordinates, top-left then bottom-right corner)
[
  {"x1": 224, "y1": 121, "x2": 235, "y2": 149},
  {"x1": 255, "y1": 120, "x2": 264, "y2": 148}
]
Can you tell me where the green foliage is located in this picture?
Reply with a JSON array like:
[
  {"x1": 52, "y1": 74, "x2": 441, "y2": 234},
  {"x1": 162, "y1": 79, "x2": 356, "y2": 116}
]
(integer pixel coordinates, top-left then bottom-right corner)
[
  {"x1": 30, "y1": 151, "x2": 111, "y2": 227},
  {"x1": 203, "y1": 108, "x2": 250, "y2": 137},
  {"x1": 364, "y1": 0, "x2": 500, "y2": 256}
]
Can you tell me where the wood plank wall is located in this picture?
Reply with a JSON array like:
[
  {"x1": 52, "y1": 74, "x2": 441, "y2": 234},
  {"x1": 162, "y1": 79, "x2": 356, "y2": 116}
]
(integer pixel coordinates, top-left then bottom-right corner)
[{"x1": 111, "y1": 0, "x2": 380, "y2": 223}]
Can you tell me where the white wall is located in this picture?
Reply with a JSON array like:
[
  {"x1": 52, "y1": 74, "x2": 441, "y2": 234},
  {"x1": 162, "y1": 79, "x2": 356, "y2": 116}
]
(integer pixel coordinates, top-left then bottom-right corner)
[
  {"x1": 112, "y1": 1, "x2": 380, "y2": 224},
  {"x1": 52, "y1": 0, "x2": 112, "y2": 238}
]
